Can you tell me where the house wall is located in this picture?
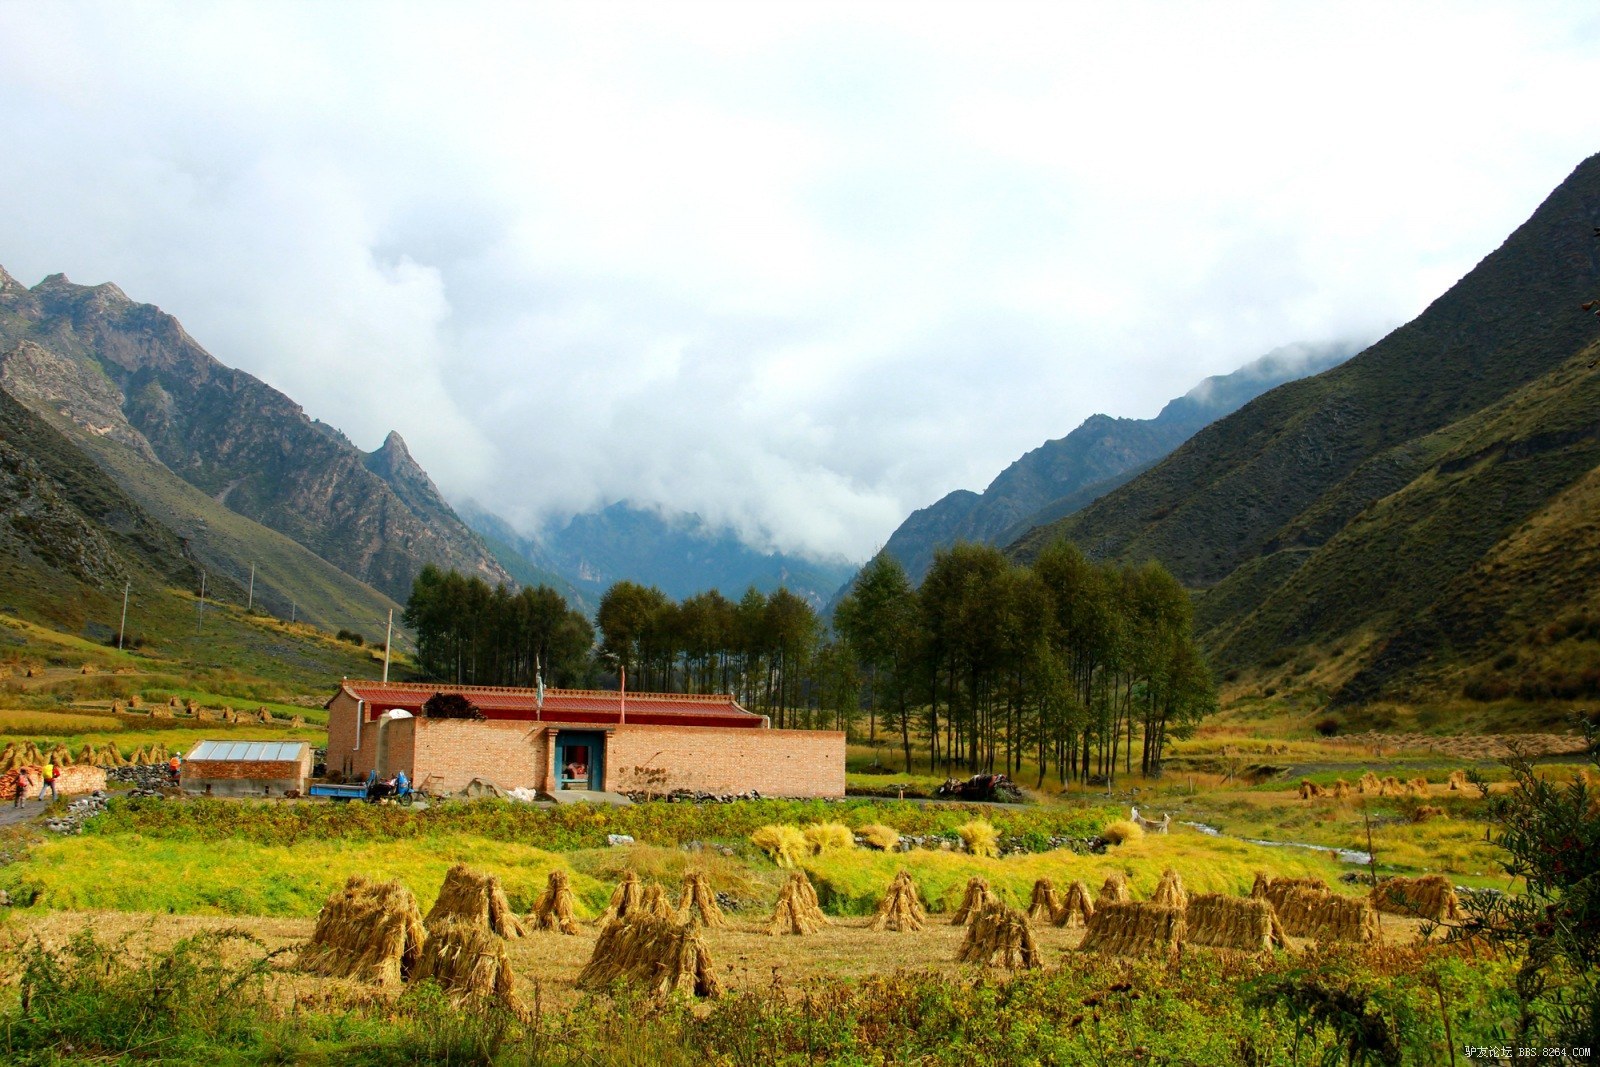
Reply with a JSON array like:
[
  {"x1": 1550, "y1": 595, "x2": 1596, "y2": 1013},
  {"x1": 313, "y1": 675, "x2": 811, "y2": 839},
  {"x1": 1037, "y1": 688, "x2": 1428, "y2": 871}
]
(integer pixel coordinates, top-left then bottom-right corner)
[
  {"x1": 381, "y1": 719, "x2": 841, "y2": 797},
  {"x1": 181, "y1": 750, "x2": 310, "y2": 796}
]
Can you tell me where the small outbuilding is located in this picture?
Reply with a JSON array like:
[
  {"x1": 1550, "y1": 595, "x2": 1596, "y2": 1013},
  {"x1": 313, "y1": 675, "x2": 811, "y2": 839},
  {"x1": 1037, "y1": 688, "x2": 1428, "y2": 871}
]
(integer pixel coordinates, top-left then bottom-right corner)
[{"x1": 181, "y1": 740, "x2": 312, "y2": 797}]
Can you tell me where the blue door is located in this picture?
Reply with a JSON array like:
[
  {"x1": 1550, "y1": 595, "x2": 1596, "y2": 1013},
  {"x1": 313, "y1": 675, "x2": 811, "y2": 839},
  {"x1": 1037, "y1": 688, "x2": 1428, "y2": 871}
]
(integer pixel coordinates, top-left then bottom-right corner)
[{"x1": 556, "y1": 731, "x2": 605, "y2": 791}]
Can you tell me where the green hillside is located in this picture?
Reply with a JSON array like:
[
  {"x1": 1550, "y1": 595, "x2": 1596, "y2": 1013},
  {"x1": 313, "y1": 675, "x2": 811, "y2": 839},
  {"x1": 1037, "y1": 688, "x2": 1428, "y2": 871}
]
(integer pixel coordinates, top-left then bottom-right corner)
[{"x1": 1011, "y1": 152, "x2": 1600, "y2": 708}]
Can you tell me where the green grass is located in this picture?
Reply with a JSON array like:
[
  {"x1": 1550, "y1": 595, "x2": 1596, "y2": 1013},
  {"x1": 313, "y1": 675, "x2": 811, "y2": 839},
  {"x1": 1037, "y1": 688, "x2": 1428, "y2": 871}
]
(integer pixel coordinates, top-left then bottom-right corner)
[{"x1": 4, "y1": 833, "x2": 607, "y2": 918}]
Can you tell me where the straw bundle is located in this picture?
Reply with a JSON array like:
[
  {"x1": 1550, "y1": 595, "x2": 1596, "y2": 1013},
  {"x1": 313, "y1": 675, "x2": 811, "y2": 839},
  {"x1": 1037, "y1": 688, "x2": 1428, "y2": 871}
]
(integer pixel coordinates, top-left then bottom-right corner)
[
  {"x1": 412, "y1": 917, "x2": 516, "y2": 1005},
  {"x1": 1097, "y1": 872, "x2": 1131, "y2": 905},
  {"x1": 1252, "y1": 873, "x2": 1329, "y2": 915},
  {"x1": 298, "y1": 875, "x2": 426, "y2": 985},
  {"x1": 951, "y1": 876, "x2": 997, "y2": 926},
  {"x1": 224, "y1": 709, "x2": 239, "y2": 724},
  {"x1": 111, "y1": 700, "x2": 125, "y2": 714},
  {"x1": 578, "y1": 913, "x2": 722, "y2": 999},
  {"x1": 677, "y1": 872, "x2": 728, "y2": 928},
  {"x1": 47, "y1": 744, "x2": 73, "y2": 767},
  {"x1": 128, "y1": 694, "x2": 142, "y2": 709},
  {"x1": 768, "y1": 870, "x2": 829, "y2": 935},
  {"x1": 1370, "y1": 875, "x2": 1462, "y2": 922},
  {"x1": 957, "y1": 899, "x2": 1040, "y2": 969},
  {"x1": 1027, "y1": 878, "x2": 1062, "y2": 924},
  {"x1": 1057, "y1": 880, "x2": 1095, "y2": 928},
  {"x1": 1411, "y1": 805, "x2": 1445, "y2": 823},
  {"x1": 76, "y1": 744, "x2": 95, "y2": 766},
  {"x1": 530, "y1": 869, "x2": 580, "y2": 934},
  {"x1": 258, "y1": 707, "x2": 273, "y2": 723},
  {"x1": 148, "y1": 742, "x2": 168, "y2": 763},
  {"x1": 1379, "y1": 776, "x2": 1404, "y2": 797},
  {"x1": 1185, "y1": 893, "x2": 1285, "y2": 952},
  {"x1": 1447, "y1": 770, "x2": 1469, "y2": 791},
  {"x1": 1274, "y1": 886, "x2": 1380, "y2": 942},
  {"x1": 20, "y1": 742, "x2": 43, "y2": 766},
  {"x1": 290, "y1": 715, "x2": 305, "y2": 728},
  {"x1": 1299, "y1": 779, "x2": 1327, "y2": 799},
  {"x1": 859, "y1": 823, "x2": 900, "y2": 851},
  {"x1": 424, "y1": 863, "x2": 526, "y2": 939},
  {"x1": 100, "y1": 742, "x2": 125, "y2": 767},
  {"x1": 600, "y1": 871, "x2": 644, "y2": 924},
  {"x1": 870, "y1": 869, "x2": 927, "y2": 932},
  {"x1": 184, "y1": 699, "x2": 198, "y2": 714},
  {"x1": 1407, "y1": 777, "x2": 1430, "y2": 797},
  {"x1": 0, "y1": 745, "x2": 14, "y2": 772},
  {"x1": 638, "y1": 882, "x2": 678, "y2": 921},
  {"x1": 1079, "y1": 902, "x2": 1186, "y2": 957},
  {"x1": 1358, "y1": 772, "x2": 1381, "y2": 794},
  {"x1": 803, "y1": 822, "x2": 855, "y2": 854},
  {"x1": 1331, "y1": 779, "x2": 1352, "y2": 798},
  {"x1": 1150, "y1": 868, "x2": 1188, "y2": 911},
  {"x1": 168, "y1": 696, "x2": 180, "y2": 708}
]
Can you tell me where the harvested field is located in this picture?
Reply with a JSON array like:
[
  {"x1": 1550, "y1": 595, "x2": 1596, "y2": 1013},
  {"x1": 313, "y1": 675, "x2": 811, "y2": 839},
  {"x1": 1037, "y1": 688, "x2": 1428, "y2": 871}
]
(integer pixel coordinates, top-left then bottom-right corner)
[
  {"x1": 425, "y1": 863, "x2": 525, "y2": 939},
  {"x1": 1079, "y1": 901, "x2": 1185, "y2": 957},
  {"x1": 1185, "y1": 893, "x2": 1285, "y2": 952},
  {"x1": 871, "y1": 869, "x2": 927, "y2": 932},
  {"x1": 957, "y1": 899, "x2": 1040, "y2": 969},
  {"x1": 297, "y1": 875, "x2": 425, "y2": 985},
  {"x1": 1370, "y1": 875, "x2": 1463, "y2": 922}
]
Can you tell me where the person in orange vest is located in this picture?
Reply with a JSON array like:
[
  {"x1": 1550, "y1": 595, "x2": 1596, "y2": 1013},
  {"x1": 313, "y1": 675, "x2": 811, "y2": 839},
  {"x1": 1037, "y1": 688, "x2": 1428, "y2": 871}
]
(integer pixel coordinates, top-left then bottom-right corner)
[
  {"x1": 37, "y1": 762, "x2": 58, "y2": 802},
  {"x1": 167, "y1": 754, "x2": 181, "y2": 784}
]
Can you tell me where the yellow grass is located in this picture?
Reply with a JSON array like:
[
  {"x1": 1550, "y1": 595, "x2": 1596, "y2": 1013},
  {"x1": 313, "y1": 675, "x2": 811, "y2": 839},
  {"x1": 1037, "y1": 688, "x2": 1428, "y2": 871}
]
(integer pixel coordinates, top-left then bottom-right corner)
[{"x1": 1101, "y1": 819, "x2": 1145, "y2": 846}]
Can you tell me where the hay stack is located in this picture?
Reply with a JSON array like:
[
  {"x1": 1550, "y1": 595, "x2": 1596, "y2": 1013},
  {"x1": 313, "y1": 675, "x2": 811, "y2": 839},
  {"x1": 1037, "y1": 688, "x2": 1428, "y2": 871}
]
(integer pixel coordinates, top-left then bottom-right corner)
[
  {"x1": 1150, "y1": 868, "x2": 1188, "y2": 911},
  {"x1": 1252, "y1": 873, "x2": 1329, "y2": 914},
  {"x1": 80, "y1": 663, "x2": 94, "y2": 675},
  {"x1": 1027, "y1": 878, "x2": 1062, "y2": 923},
  {"x1": 1379, "y1": 775, "x2": 1404, "y2": 797},
  {"x1": 184, "y1": 699, "x2": 198, "y2": 714},
  {"x1": 578, "y1": 913, "x2": 721, "y2": 999},
  {"x1": 1298, "y1": 779, "x2": 1327, "y2": 799},
  {"x1": 128, "y1": 694, "x2": 142, "y2": 709},
  {"x1": 1447, "y1": 770, "x2": 1469, "y2": 791},
  {"x1": 412, "y1": 917, "x2": 516, "y2": 1005},
  {"x1": 768, "y1": 870, "x2": 829, "y2": 935},
  {"x1": 677, "y1": 872, "x2": 728, "y2": 929},
  {"x1": 1370, "y1": 875, "x2": 1462, "y2": 922},
  {"x1": 290, "y1": 715, "x2": 305, "y2": 728},
  {"x1": 1407, "y1": 777, "x2": 1430, "y2": 797},
  {"x1": 258, "y1": 707, "x2": 273, "y2": 724},
  {"x1": 100, "y1": 742, "x2": 124, "y2": 767},
  {"x1": 600, "y1": 871, "x2": 644, "y2": 924},
  {"x1": 47, "y1": 743, "x2": 73, "y2": 767},
  {"x1": 957, "y1": 899, "x2": 1040, "y2": 969},
  {"x1": 111, "y1": 700, "x2": 124, "y2": 714},
  {"x1": 223, "y1": 709, "x2": 239, "y2": 724},
  {"x1": 168, "y1": 696, "x2": 180, "y2": 708},
  {"x1": 0, "y1": 744, "x2": 15, "y2": 772},
  {"x1": 424, "y1": 863, "x2": 526, "y2": 939},
  {"x1": 870, "y1": 869, "x2": 927, "y2": 932},
  {"x1": 1274, "y1": 886, "x2": 1380, "y2": 942},
  {"x1": 149, "y1": 742, "x2": 168, "y2": 763},
  {"x1": 1185, "y1": 893, "x2": 1285, "y2": 952},
  {"x1": 951, "y1": 876, "x2": 997, "y2": 926},
  {"x1": 639, "y1": 882, "x2": 678, "y2": 921},
  {"x1": 76, "y1": 743, "x2": 95, "y2": 766},
  {"x1": 298, "y1": 875, "x2": 426, "y2": 985},
  {"x1": 1332, "y1": 779, "x2": 1352, "y2": 798},
  {"x1": 1411, "y1": 805, "x2": 1445, "y2": 822},
  {"x1": 20, "y1": 742, "x2": 43, "y2": 766},
  {"x1": 1358, "y1": 771, "x2": 1381, "y2": 794},
  {"x1": 1097, "y1": 871, "x2": 1131, "y2": 905},
  {"x1": 1057, "y1": 880, "x2": 1095, "y2": 928},
  {"x1": 1079, "y1": 901, "x2": 1186, "y2": 957},
  {"x1": 530, "y1": 869, "x2": 580, "y2": 934}
]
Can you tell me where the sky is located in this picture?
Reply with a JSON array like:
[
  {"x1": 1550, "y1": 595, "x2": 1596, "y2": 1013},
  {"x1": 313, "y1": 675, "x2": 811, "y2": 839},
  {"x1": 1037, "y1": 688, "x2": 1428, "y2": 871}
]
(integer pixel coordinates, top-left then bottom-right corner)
[{"x1": 1, "y1": 2, "x2": 1597, "y2": 563}]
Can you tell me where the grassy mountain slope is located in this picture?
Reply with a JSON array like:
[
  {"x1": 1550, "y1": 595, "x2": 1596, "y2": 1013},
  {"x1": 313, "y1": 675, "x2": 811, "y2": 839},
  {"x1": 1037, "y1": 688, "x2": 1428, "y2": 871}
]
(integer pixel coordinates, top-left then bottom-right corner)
[
  {"x1": 1010, "y1": 152, "x2": 1600, "y2": 704},
  {"x1": 0, "y1": 268, "x2": 509, "y2": 602}
]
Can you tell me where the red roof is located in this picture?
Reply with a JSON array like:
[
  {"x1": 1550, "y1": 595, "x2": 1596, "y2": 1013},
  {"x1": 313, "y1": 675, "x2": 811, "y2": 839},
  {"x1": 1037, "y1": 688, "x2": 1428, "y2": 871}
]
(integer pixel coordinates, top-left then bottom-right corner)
[{"x1": 334, "y1": 681, "x2": 767, "y2": 729}]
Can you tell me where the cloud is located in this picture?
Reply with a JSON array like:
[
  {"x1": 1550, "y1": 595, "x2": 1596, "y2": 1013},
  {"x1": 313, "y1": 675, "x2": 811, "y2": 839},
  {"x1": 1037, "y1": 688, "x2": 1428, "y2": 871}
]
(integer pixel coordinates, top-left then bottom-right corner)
[{"x1": 1, "y1": 1, "x2": 1597, "y2": 560}]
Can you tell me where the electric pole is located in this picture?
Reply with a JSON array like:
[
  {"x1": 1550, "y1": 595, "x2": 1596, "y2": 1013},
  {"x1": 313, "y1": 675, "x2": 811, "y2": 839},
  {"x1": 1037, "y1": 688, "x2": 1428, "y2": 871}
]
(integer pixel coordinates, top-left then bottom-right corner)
[
  {"x1": 118, "y1": 581, "x2": 130, "y2": 650},
  {"x1": 247, "y1": 563, "x2": 255, "y2": 613},
  {"x1": 383, "y1": 609, "x2": 393, "y2": 683}
]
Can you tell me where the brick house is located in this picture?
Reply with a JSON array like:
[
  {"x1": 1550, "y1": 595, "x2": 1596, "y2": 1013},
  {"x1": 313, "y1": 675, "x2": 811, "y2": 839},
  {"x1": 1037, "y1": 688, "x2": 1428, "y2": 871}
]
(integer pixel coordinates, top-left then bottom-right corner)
[{"x1": 324, "y1": 680, "x2": 845, "y2": 798}]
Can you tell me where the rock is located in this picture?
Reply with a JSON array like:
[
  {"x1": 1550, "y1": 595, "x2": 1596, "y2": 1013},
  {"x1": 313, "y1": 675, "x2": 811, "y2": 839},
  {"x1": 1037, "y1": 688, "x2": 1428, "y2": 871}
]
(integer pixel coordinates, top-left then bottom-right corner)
[{"x1": 606, "y1": 834, "x2": 636, "y2": 847}]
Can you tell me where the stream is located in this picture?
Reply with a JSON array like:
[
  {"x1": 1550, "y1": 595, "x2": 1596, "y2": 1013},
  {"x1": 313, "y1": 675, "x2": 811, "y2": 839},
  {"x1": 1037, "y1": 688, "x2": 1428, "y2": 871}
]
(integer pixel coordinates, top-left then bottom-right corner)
[{"x1": 1181, "y1": 820, "x2": 1373, "y2": 866}]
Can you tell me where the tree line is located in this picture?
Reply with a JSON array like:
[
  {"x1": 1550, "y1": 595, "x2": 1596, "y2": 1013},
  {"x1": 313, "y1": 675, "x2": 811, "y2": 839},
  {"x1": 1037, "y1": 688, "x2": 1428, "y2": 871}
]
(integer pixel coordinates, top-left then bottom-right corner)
[{"x1": 403, "y1": 537, "x2": 1216, "y2": 784}]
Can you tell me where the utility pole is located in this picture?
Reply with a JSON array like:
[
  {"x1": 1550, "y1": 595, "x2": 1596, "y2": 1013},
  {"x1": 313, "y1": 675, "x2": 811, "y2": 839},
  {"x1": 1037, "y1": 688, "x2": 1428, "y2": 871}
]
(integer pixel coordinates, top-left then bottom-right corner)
[
  {"x1": 247, "y1": 563, "x2": 255, "y2": 613},
  {"x1": 382, "y1": 609, "x2": 393, "y2": 683},
  {"x1": 291, "y1": 601, "x2": 296, "y2": 625},
  {"x1": 118, "y1": 581, "x2": 130, "y2": 650},
  {"x1": 197, "y1": 570, "x2": 207, "y2": 632}
]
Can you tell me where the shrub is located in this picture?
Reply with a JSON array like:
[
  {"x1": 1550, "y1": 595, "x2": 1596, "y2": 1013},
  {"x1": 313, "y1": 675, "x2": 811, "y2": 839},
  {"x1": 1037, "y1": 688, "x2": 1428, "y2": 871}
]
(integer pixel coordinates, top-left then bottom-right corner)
[
  {"x1": 336, "y1": 629, "x2": 365, "y2": 646},
  {"x1": 751, "y1": 825, "x2": 809, "y2": 867},
  {"x1": 802, "y1": 822, "x2": 855, "y2": 854},
  {"x1": 1101, "y1": 819, "x2": 1145, "y2": 846},
  {"x1": 858, "y1": 823, "x2": 901, "y2": 851},
  {"x1": 957, "y1": 819, "x2": 999, "y2": 858},
  {"x1": 1314, "y1": 717, "x2": 1341, "y2": 737}
]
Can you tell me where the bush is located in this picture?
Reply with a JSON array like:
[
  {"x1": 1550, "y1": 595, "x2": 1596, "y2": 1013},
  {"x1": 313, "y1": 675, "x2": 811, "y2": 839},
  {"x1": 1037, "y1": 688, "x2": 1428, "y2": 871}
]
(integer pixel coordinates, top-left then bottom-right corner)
[
  {"x1": 802, "y1": 822, "x2": 855, "y2": 854},
  {"x1": 751, "y1": 824, "x2": 809, "y2": 867},
  {"x1": 957, "y1": 819, "x2": 999, "y2": 858},
  {"x1": 1315, "y1": 717, "x2": 1341, "y2": 737},
  {"x1": 335, "y1": 629, "x2": 365, "y2": 646},
  {"x1": 1101, "y1": 819, "x2": 1145, "y2": 846}
]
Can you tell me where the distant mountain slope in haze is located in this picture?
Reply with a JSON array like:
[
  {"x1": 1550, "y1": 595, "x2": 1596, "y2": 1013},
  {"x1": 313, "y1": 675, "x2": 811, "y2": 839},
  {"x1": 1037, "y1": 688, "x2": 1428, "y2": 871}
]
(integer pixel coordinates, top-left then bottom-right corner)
[
  {"x1": 1011, "y1": 151, "x2": 1600, "y2": 704},
  {"x1": 467, "y1": 501, "x2": 858, "y2": 610},
  {"x1": 0, "y1": 266, "x2": 510, "y2": 603},
  {"x1": 879, "y1": 342, "x2": 1357, "y2": 583}
]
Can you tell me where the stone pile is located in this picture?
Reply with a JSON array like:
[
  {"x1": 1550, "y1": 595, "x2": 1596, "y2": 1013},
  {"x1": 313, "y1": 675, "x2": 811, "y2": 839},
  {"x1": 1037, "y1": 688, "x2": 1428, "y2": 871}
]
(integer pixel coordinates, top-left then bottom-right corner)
[
  {"x1": 44, "y1": 791, "x2": 109, "y2": 835},
  {"x1": 622, "y1": 789, "x2": 768, "y2": 804},
  {"x1": 108, "y1": 765, "x2": 172, "y2": 789}
]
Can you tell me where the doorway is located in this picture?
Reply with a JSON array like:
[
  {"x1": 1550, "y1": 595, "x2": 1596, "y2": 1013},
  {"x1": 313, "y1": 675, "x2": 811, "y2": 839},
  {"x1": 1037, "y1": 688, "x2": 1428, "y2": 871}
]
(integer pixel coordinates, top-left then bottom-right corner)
[{"x1": 555, "y1": 731, "x2": 605, "y2": 791}]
